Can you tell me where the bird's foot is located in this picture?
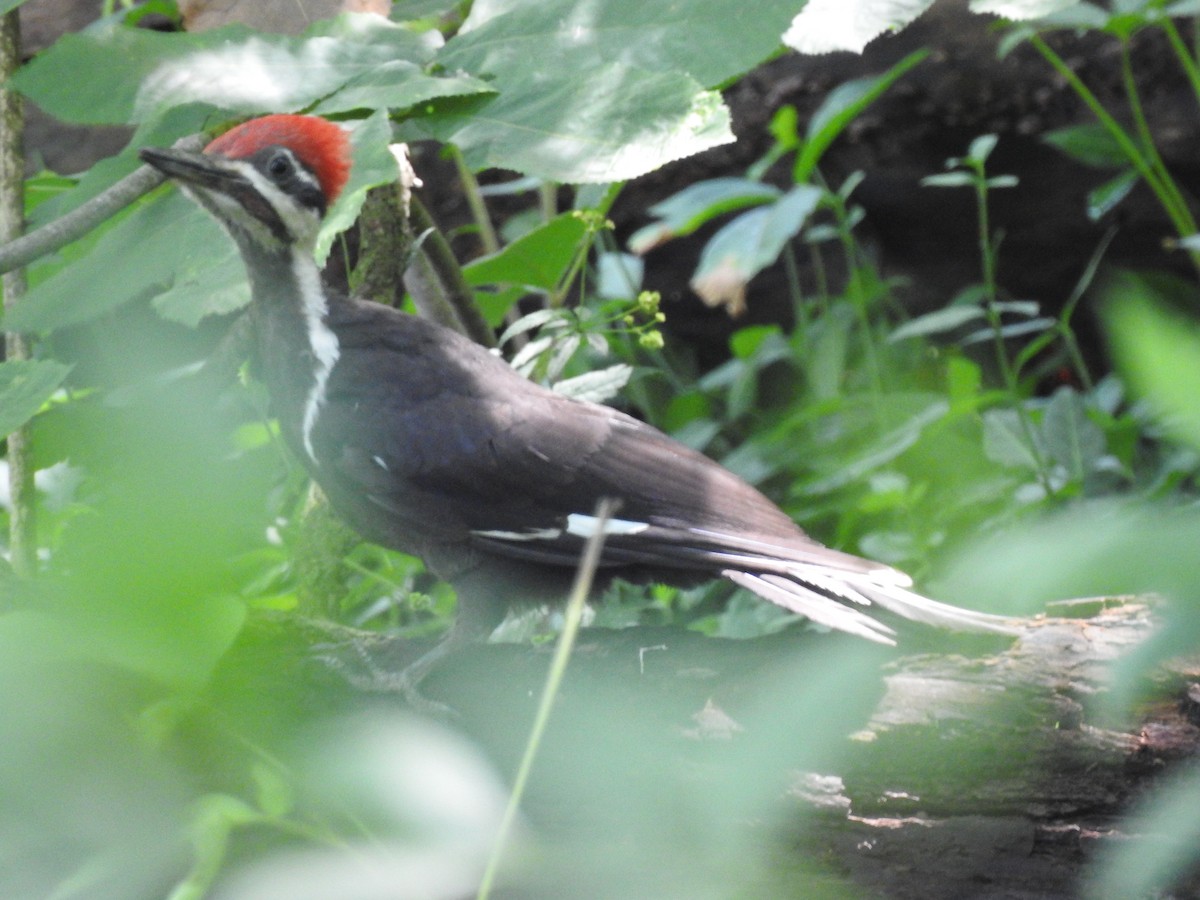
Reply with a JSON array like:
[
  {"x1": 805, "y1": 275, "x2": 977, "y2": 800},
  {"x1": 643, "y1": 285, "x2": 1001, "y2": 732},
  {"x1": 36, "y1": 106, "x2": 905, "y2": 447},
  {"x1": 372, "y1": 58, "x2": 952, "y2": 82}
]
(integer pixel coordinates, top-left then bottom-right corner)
[{"x1": 311, "y1": 636, "x2": 460, "y2": 719}]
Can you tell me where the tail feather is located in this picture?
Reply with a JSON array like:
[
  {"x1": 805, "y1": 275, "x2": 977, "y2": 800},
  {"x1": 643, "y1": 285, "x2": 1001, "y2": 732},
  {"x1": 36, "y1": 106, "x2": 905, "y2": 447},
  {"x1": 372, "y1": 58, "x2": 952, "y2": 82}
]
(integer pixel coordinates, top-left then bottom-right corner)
[{"x1": 724, "y1": 562, "x2": 1019, "y2": 642}]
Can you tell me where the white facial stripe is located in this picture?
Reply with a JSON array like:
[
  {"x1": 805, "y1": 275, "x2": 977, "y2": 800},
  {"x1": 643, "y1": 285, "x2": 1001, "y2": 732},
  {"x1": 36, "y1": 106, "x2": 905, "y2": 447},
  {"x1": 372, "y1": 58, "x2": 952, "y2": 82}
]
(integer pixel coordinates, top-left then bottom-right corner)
[
  {"x1": 295, "y1": 253, "x2": 340, "y2": 463},
  {"x1": 222, "y1": 159, "x2": 322, "y2": 249},
  {"x1": 279, "y1": 148, "x2": 321, "y2": 193},
  {"x1": 566, "y1": 514, "x2": 649, "y2": 538}
]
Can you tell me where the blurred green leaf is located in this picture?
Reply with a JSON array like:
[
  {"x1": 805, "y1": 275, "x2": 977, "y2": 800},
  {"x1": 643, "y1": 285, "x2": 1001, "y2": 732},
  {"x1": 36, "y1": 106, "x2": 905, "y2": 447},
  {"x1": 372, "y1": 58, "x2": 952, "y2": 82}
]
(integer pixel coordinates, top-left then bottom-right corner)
[
  {"x1": 1087, "y1": 168, "x2": 1138, "y2": 220},
  {"x1": 1043, "y1": 122, "x2": 1128, "y2": 168},
  {"x1": 1042, "y1": 386, "x2": 1106, "y2": 479},
  {"x1": 310, "y1": 62, "x2": 493, "y2": 116},
  {"x1": 690, "y1": 185, "x2": 823, "y2": 311},
  {"x1": 1087, "y1": 763, "x2": 1200, "y2": 899},
  {"x1": 1108, "y1": 285, "x2": 1200, "y2": 450},
  {"x1": 0, "y1": 360, "x2": 71, "y2": 439},
  {"x1": 411, "y1": 63, "x2": 733, "y2": 183},
  {"x1": 446, "y1": 0, "x2": 798, "y2": 90},
  {"x1": 627, "y1": 179, "x2": 781, "y2": 254},
  {"x1": 14, "y1": 191, "x2": 234, "y2": 332},
  {"x1": 795, "y1": 50, "x2": 928, "y2": 183},
  {"x1": 464, "y1": 213, "x2": 589, "y2": 289},
  {"x1": 12, "y1": 15, "x2": 438, "y2": 125}
]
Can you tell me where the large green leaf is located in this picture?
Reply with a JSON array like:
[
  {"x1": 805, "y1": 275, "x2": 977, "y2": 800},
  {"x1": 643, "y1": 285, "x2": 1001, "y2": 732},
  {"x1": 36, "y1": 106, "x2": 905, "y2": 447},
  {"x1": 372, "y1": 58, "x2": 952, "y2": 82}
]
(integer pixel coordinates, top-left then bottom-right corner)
[
  {"x1": 445, "y1": 0, "x2": 798, "y2": 90},
  {"x1": 0, "y1": 360, "x2": 72, "y2": 439},
  {"x1": 310, "y1": 61, "x2": 493, "y2": 116},
  {"x1": 415, "y1": 0, "x2": 804, "y2": 182},
  {"x1": 463, "y1": 213, "x2": 588, "y2": 289},
  {"x1": 12, "y1": 14, "x2": 441, "y2": 124},
  {"x1": 11, "y1": 192, "x2": 234, "y2": 333},
  {"x1": 410, "y1": 62, "x2": 732, "y2": 183}
]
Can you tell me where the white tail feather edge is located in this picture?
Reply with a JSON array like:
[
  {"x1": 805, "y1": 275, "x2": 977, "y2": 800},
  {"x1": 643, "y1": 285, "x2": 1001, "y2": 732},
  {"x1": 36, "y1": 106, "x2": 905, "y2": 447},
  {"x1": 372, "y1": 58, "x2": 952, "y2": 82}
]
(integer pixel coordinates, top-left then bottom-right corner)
[{"x1": 724, "y1": 565, "x2": 1019, "y2": 644}]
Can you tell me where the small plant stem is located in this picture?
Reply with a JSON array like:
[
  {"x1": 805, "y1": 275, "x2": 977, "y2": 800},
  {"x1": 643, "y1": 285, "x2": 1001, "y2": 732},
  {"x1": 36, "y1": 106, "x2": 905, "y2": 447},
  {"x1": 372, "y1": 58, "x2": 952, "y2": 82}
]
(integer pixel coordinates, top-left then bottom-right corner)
[
  {"x1": 1030, "y1": 34, "x2": 1200, "y2": 276},
  {"x1": 449, "y1": 145, "x2": 501, "y2": 255},
  {"x1": 476, "y1": 497, "x2": 617, "y2": 900},
  {"x1": 1119, "y1": 42, "x2": 1197, "y2": 239},
  {"x1": 970, "y1": 162, "x2": 1053, "y2": 492},
  {"x1": 783, "y1": 243, "x2": 809, "y2": 348},
  {"x1": 538, "y1": 182, "x2": 557, "y2": 223},
  {"x1": 1, "y1": 11, "x2": 35, "y2": 577},
  {"x1": 1161, "y1": 17, "x2": 1200, "y2": 103}
]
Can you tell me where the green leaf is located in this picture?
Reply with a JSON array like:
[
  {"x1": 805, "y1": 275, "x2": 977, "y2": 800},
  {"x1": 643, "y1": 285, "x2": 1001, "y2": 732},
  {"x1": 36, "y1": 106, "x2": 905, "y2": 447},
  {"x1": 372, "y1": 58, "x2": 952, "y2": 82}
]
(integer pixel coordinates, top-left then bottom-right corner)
[
  {"x1": 1041, "y1": 387, "x2": 1106, "y2": 479},
  {"x1": 463, "y1": 213, "x2": 589, "y2": 290},
  {"x1": 12, "y1": 191, "x2": 233, "y2": 332},
  {"x1": 1107, "y1": 284, "x2": 1200, "y2": 451},
  {"x1": 414, "y1": 0, "x2": 807, "y2": 181},
  {"x1": 801, "y1": 398, "x2": 950, "y2": 494},
  {"x1": 921, "y1": 172, "x2": 975, "y2": 188},
  {"x1": 316, "y1": 110, "x2": 397, "y2": 263},
  {"x1": 13, "y1": 14, "x2": 438, "y2": 125},
  {"x1": 1088, "y1": 765, "x2": 1200, "y2": 898},
  {"x1": 794, "y1": 50, "x2": 928, "y2": 183},
  {"x1": 690, "y1": 186, "x2": 823, "y2": 312},
  {"x1": 0, "y1": 360, "x2": 72, "y2": 439},
  {"x1": 627, "y1": 179, "x2": 781, "y2": 254},
  {"x1": 446, "y1": 0, "x2": 799, "y2": 90},
  {"x1": 982, "y1": 408, "x2": 1044, "y2": 470},
  {"x1": 309, "y1": 61, "x2": 493, "y2": 115},
  {"x1": 1087, "y1": 168, "x2": 1138, "y2": 220},
  {"x1": 553, "y1": 364, "x2": 633, "y2": 403},
  {"x1": 889, "y1": 305, "x2": 986, "y2": 341},
  {"x1": 1043, "y1": 122, "x2": 1128, "y2": 168},
  {"x1": 412, "y1": 63, "x2": 733, "y2": 183}
]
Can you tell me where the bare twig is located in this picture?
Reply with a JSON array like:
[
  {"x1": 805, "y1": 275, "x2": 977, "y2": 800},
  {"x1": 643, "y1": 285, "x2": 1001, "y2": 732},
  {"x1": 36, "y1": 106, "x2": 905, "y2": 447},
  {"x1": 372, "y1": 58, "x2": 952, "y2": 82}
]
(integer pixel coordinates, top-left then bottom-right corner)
[
  {"x1": 0, "y1": 132, "x2": 205, "y2": 276},
  {"x1": 1, "y1": 11, "x2": 34, "y2": 576}
]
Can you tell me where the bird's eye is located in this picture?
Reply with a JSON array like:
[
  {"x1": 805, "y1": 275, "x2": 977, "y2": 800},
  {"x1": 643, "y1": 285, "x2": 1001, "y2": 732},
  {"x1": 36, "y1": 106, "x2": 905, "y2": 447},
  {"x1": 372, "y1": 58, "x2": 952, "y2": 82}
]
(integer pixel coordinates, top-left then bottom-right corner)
[{"x1": 266, "y1": 152, "x2": 293, "y2": 179}]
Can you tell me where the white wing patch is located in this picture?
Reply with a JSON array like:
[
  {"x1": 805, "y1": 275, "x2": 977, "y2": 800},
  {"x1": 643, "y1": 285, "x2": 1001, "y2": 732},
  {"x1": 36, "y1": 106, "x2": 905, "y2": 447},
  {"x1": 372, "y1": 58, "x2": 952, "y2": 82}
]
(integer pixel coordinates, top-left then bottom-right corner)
[
  {"x1": 473, "y1": 527, "x2": 564, "y2": 542},
  {"x1": 566, "y1": 514, "x2": 649, "y2": 538},
  {"x1": 472, "y1": 514, "x2": 649, "y2": 544}
]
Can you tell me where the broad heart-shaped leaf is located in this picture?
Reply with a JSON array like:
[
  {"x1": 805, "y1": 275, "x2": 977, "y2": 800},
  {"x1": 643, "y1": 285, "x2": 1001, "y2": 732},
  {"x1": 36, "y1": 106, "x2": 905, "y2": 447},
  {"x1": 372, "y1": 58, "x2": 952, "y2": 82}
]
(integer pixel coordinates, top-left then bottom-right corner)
[
  {"x1": 412, "y1": 62, "x2": 732, "y2": 183},
  {"x1": 309, "y1": 61, "x2": 494, "y2": 116},
  {"x1": 444, "y1": 0, "x2": 799, "y2": 90},
  {"x1": 12, "y1": 13, "x2": 440, "y2": 124},
  {"x1": 0, "y1": 361, "x2": 72, "y2": 440},
  {"x1": 689, "y1": 185, "x2": 822, "y2": 315},
  {"x1": 463, "y1": 213, "x2": 589, "y2": 290}
]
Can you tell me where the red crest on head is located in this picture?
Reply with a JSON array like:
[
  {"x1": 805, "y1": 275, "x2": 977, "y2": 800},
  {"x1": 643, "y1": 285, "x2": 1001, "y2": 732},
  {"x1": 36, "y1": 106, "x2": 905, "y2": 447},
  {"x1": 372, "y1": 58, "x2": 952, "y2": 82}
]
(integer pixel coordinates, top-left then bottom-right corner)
[{"x1": 205, "y1": 115, "x2": 352, "y2": 204}]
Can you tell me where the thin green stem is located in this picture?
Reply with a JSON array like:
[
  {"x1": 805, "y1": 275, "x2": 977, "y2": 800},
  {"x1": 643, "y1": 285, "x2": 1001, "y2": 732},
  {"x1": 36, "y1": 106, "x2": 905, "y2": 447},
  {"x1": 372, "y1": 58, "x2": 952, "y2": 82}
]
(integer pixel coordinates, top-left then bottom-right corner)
[
  {"x1": 1119, "y1": 41, "x2": 1196, "y2": 239},
  {"x1": 449, "y1": 145, "x2": 500, "y2": 255},
  {"x1": 476, "y1": 497, "x2": 617, "y2": 900},
  {"x1": 1030, "y1": 33, "x2": 1198, "y2": 274},
  {"x1": 970, "y1": 161, "x2": 1053, "y2": 492},
  {"x1": 1161, "y1": 17, "x2": 1200, "y2": 100}
]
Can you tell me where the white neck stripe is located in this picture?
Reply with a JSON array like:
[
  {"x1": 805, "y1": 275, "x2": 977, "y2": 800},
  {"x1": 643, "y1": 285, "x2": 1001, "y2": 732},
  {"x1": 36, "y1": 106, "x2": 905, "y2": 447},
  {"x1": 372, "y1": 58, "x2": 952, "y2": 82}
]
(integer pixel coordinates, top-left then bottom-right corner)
[{"x1": 293, "y1": 253, "x2": 340, "y2": 462}]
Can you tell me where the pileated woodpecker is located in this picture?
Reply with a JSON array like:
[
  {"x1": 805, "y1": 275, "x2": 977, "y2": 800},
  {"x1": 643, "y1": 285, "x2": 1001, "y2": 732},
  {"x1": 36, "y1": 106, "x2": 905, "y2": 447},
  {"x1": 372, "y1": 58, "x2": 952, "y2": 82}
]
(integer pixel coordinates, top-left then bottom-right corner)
[{"x1": 140, "y1": 115, "x2": 1014, "y2": 699}]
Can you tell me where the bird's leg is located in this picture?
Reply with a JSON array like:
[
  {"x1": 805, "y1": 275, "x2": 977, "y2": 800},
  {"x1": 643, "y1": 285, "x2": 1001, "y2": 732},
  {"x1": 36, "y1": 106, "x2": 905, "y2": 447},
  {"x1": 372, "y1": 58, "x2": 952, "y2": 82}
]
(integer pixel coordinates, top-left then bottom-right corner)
[{"x1": 315, "y1": 601, "x2": 504, "y2": 717}]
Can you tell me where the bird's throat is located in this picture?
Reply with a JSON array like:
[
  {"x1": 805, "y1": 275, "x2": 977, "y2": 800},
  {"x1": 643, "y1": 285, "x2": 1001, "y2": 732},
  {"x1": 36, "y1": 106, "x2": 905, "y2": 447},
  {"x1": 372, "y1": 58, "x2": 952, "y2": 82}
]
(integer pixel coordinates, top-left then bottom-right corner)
[{"x1": 241, "y1": 242, "x2": 341, "y2": 464}]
